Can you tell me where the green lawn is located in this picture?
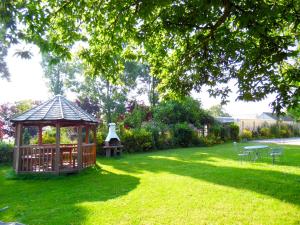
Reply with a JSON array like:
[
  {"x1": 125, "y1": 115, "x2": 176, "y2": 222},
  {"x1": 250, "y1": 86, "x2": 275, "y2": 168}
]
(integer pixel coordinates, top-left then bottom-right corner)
[{"x1": 1, "y1": 143, "x2": 300, "y2": 225}]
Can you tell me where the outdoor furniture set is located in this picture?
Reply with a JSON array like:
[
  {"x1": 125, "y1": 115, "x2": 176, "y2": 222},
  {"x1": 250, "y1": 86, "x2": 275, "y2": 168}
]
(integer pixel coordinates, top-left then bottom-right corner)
[{"x1": 233, "y1": 142, "x2": 283, "y2": 164}]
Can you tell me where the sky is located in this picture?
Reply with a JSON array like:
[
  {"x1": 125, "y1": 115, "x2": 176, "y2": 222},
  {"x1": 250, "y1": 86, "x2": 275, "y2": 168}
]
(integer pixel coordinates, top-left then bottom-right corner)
[{"x1": 0, "y1": 44, "x2": 275, "y2": 118}]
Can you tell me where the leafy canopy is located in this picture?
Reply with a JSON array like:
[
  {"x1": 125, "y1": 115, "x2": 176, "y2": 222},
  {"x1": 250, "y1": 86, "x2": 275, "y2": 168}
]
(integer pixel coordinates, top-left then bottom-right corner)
[{"x1": 2, "y1": 0, "x2": 300, "y2": 112}]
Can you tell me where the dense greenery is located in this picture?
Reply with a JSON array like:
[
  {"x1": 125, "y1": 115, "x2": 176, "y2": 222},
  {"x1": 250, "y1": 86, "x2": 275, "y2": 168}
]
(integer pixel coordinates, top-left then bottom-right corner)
[
  {"x1": 207, "y1": 104, "x2": 231, "y2": 117},
  {"x1": 41, "y1": 54, "x2": 81, "y2": 95},
  {"x1": 0, "y1": 141, "x2": 13, "y2": 163},
  {"x1": 1, "y1": 143, "x2": 300, "y2": 224},
  {"x1": 241, "y1": 123, "x2": 300, "y2": 140},
  {"x1": 94, "y1": 97, "x2": 239, "y2": 154},
  {"x1": 1, "y1": 0, "x2": 300, "y2": 113}
]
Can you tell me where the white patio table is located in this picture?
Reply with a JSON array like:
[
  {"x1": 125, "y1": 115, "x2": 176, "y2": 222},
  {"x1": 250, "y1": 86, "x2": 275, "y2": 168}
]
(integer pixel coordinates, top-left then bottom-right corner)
[{"x1": 243, "y1": 145, "x2": 269, "y2": 161}]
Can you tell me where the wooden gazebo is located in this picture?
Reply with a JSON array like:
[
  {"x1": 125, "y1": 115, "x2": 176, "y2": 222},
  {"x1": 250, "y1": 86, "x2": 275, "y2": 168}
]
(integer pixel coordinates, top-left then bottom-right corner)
[{"x1": 11, "y1": 95, "x2": 98, "y2": 174}]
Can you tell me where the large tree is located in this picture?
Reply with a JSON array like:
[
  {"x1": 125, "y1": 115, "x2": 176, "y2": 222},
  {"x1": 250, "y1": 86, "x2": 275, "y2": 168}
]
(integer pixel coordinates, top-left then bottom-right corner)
[
  {"x1": 41, "y1": 54, "x2": 80, "y2": 95},
  {"x1": 2, "y1": 0, "x2": 300, "y2": 112},
  {"x1": 74, "y1": 60, "x2": 143, "y2": 123},
  {"x1": 208, "y1": 104, "x2": 231, "y2": 117}
]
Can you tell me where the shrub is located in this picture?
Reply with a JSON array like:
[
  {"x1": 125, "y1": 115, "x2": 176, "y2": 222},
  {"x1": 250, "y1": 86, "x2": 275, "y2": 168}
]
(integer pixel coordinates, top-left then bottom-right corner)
[
  {"x1": 0, "y1": 141, "x2": 14, "y2": 163},
  {"x1": 229, "y1": 124, "x2": 240, "y2": 141},
  {"x1": 270, "y1": 124, "x2": 280, "y2": 138},
  {"x1": 133, "y1": 129, "x2": 153, "y2": 151},
  {"x1": 191, "y1": 131, "x2": 202, "y2": 146},
  {"x1": 199, "y1": 135, "x2": 223, "y2": 147},
  {"x1": 42, "y1": 129, "x2": 56, "y2": 144},
  {"x1": 96, "y1": 129, "x2": 106, "y2": 155},
  {"x1": 172, "y1": 123, "x2": 194, "y2": 147},
  {"x1": 157, "y1": 131, "x2": 174, "y2": 149},
  {"x1": 143, "y1": 122, "x2": 160, "y2": 149},
  {"x1": 220, "y1": 126, "x2": 230, "y2": 141},
  {"x1": 260, "y1": 127, "x2": 271, "y2": 137},
  {"x1": 121, "y1": 129, "x2": 135, "y2": 152},
  {"x1": 240, "y1": 129, "x2": 252, "y2": 140},
  {"x1": 209, "y1": 124, "x2": 221, "y2": 137},
  {"x1": 124, "y1": 104, "x2": 149, "y2": 129},
  {"x1": 121, "y1": 128, "x2": 152, "y2": 152},
  {"x1": 279, "y1": 128, "x2": 290, "y2": 138}
]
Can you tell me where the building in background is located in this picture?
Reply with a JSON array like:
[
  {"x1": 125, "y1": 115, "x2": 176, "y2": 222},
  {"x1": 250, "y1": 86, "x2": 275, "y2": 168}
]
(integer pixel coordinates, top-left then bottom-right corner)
[{"x1": 216, "y1": 112, "x2": 299, "y2": 133}]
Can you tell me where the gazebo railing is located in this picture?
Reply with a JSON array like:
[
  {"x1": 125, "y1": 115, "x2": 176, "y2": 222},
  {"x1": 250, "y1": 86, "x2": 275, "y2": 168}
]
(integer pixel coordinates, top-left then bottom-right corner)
[
  {"x1": 82, "y1": 143, "x2": 96, "y2": 168},
  {"x1": 16, "y1": 143, "x2": 96, "y2": 173},
  {"x1": 60, "y1": 144, "x2": 78, "y2": 170},
  {"x1": 19, "y1": 145, "x2": 56, "y2": 172}
]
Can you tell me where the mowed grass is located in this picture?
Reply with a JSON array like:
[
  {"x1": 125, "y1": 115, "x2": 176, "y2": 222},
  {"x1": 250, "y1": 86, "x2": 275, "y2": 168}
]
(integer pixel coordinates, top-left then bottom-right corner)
[{"x1": 1, "y1": 143, "x2": 300, "y2": 225}]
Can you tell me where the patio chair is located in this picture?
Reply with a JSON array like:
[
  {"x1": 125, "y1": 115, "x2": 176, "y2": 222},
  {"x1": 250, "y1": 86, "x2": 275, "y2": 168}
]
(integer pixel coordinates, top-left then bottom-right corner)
[
  {"x1": 269, "y1": 147, "x2": 283, "y2": 164},
  {"x1": 238, "y1": 151, "x2": 251, "y2": 163},
  {"x1": 233, "y1": 142, "x2": 251, "y2": 163}
]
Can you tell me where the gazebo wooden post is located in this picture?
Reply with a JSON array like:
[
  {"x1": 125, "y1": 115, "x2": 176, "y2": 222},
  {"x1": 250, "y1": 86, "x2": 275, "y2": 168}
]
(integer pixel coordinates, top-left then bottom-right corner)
[
  {"x1": 93, "y1": 125, "x2": 97, "y2": 145},
  {"x1": 38, "y1": 125, "x2": 43, "y2": 145},
  {"x1": 14, "y1": 123, "x2": 22, "y2": 173},
  {"x1": 77, "y1": 126, "x2": 83, "y2": 170},
  {"x1": 55, "y1": 123, "x2": 61, "y2": 174},
  {"x1": 93, "y1": 125, "x2": 97, "y2": 164}
]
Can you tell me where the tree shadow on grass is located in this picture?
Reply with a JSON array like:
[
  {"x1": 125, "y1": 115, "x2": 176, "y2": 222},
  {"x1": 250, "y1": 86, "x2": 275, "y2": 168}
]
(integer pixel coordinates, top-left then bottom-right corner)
[
  {"x1": 161, "y1": 143, "x2": 300, "y2": 168},
  {"x1": 0, "y1": 165, "x2": 139, "y2": 225},
  {"x1": 101, "y1": 151, "x2": 300, "y2": 207}
]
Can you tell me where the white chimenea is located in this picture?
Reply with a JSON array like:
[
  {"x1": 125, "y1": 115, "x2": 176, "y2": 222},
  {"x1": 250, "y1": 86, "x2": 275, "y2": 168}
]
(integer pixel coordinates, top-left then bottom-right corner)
[
  {"x1": 105, "y1": 123, "x2": 120, "y2": 145},
  {"x1": 104, "y1": 123, "x2": 122, "y2": 157}
]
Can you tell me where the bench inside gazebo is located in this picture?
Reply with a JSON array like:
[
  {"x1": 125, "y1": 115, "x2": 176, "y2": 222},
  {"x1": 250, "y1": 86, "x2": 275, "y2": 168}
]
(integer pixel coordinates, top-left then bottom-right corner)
[{"x1": 11, "y1": 95, "x2": 98, "y2": 174}]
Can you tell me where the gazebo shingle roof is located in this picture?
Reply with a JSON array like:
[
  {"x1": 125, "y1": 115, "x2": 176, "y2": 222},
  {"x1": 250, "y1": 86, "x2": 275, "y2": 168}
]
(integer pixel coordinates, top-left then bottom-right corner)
[{"x1": 11, "y1": 95, "x2": 98, "y2": 123}]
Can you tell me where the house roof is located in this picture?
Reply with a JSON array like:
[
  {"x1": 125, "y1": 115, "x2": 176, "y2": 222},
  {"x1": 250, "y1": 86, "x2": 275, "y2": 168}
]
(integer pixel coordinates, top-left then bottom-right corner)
[
  {"x1": 261, "y1": 112, "x2": 294, "y2": 122},
  {"x1": 215, "y1": 117, "x2": 235, "y2": 123},
  {"x1": 11, "y1": 95, "x2": 98, "y2": 124}
]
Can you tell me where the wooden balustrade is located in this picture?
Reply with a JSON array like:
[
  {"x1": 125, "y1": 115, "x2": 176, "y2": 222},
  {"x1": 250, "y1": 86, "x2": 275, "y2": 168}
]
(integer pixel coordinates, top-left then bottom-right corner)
[
  {"x1": 82, "y1": 143, "x2": 96, "y2": 168},
  {"x1": 19, "y1": 145, "x2": 56, "y2": 172},
  {"x1": 17, "y1": 143, "x2": 96, "y2": 173}
]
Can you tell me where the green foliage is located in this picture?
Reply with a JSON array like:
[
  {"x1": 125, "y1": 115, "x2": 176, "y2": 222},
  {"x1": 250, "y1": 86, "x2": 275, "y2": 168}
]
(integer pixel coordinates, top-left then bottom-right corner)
[
  {"x1": 220, "y1": 125, "x2": 230, "y2": 141},
  {"x1": 287, "y1": 102, "x2": 300, "y2": 122},
  {"x1": 229, "y1": 124, "x2": 240, "y2": 141},
  {"x1": 172, "y1": 123, "x2": 194, "y2": 147},
  {"x1": 117, "y1": 97, "x2": 219, "y2": 152},
  {"x1": 22, "y1": 129, "x2": 31, "y2": 145},
  {"x1": 216, "y1": 123, "x2": 239, "y2": 142},
  {"x1": 269, "y1": 124, "x2": 280, "y2": 138},
  {"x1": 199, "y1": 135, "x2": 223, "y2": 147},
  {"x1": 124, "y1": 104, "x2": 148, "y2": 129},
  {"x1": 41, "y1": 129, "x2": 56, "y2": 144},
  {"x1": 241, "y1": 129, "x2": 253, "y2": 140},
  {"x1": 95, "y1": 126, "x2": 106, "y2": 154},
  {"x1": 260, "y1": 127, "x2": 271, "y2": 138},
  {"x1": 153, "y1": 97, "x2": 214, "y2": 127},
  {"x1": 208, "y1": 104, "x2": 231, "y2": 117},
  {"x1": 41, "y1": 54, "x2": 80, "y2": 95},
  {"x1": 121, "y1": 128, "x2": 152, "y2": 152},
  {"x1": 209, "y1": 124, "x2": 222, "y2": 138},
  {"x1": 0, "y1": 141, "x2": 13, "y2": 163},
  {"x1": 0, "y1": 141, "x2": 13, "y2": 152},
  {"x1": 31, "y1": 127, "x2": 74, "y2": 144},
  {"x1": 4, "y1": 0, "x2": 300, "y2": 112}
]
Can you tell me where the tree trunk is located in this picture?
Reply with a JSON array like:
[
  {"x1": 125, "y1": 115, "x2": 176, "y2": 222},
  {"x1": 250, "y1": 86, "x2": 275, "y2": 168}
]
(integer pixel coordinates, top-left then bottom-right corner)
[{"x1": 106, "y1": 79, "x2": 112, "y2": 123}]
